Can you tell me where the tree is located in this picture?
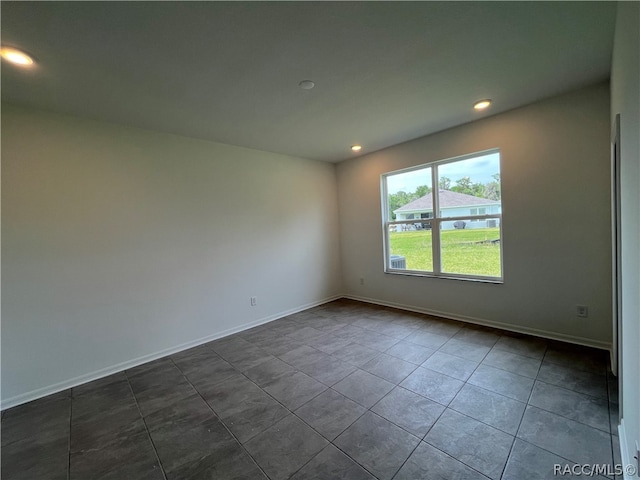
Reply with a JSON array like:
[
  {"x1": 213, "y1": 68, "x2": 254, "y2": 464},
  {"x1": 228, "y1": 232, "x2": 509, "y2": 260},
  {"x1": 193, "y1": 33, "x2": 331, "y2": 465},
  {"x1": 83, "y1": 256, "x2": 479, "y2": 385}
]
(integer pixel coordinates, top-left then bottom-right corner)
[
  {"x1": 439, "y1": 177, "x2": 451, "y2": 190},
  {"x1": 483, "y1": 173, "x2": 501, "y2": 200},
  {"x1": 415, "y1": 185, "x2": 431, "y2": 197},
  {"x1": 451, "y1": 176, "x2": 487, "y2": 198},
  {"x1": 388, "y1": 191, "x2": 416, "y2": 219}
]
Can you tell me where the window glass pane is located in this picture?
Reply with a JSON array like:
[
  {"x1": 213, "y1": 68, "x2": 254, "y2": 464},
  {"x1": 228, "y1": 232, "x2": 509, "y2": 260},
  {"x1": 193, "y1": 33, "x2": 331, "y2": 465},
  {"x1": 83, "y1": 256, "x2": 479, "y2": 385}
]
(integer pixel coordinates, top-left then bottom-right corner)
[
  {"x1": 388, "y1": 223, "x2": 433, "y2": 271},
  {"x1": 385, "y1": 166, "x2": 432, "y2": 221},
  {"x1": 440, "y1": 220, "x2": 501, "y2": 277},
  {"x1": 437, "y1": 152, "x2": 501, "y2": 219}
]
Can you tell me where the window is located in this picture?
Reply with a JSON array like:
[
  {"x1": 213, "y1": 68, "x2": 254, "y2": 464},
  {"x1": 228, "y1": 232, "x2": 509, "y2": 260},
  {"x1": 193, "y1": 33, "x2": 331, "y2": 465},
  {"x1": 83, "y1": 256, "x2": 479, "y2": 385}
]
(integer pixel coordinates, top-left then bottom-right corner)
[{"x1": 382, "y1": 149, "x2": 502, "y2": 281}]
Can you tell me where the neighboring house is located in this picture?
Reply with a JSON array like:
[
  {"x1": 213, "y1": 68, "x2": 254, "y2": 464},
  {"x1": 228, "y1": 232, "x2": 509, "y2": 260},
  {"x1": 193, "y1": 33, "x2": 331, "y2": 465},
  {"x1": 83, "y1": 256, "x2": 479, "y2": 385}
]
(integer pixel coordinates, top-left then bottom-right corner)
[{"x1": 394, "y1": 190, "x2": 501, "y2": 230}]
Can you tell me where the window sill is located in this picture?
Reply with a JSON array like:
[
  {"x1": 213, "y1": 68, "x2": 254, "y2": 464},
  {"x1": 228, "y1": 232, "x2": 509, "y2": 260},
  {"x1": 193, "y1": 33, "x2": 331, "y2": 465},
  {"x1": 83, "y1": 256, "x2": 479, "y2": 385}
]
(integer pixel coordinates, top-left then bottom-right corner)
[{"x1": 384, "y1": 270, "x2": 504, "y2": 284}]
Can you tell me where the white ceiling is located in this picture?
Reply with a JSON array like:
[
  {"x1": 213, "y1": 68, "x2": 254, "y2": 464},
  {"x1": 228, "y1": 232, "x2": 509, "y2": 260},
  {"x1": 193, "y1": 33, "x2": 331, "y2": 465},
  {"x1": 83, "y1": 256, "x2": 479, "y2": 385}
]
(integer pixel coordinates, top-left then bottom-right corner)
[{"x1": 1, "y1": 2, "x2": 616, "y2": 162}]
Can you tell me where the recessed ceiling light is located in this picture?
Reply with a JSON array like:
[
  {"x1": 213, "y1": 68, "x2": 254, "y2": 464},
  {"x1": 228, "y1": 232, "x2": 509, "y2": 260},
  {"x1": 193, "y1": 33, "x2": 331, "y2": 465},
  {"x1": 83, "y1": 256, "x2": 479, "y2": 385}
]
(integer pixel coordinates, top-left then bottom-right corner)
[
  {"x1": 473, "y1": 99, "x2": 492, "y2": 110},
  {"x1": 0, "y1": 46, "x2": 34, "y2": 66},
  {"x1": 351, "y1": 145, "x2": 362, "y2": 152},
  {"x1": 298, "y1": 80, "x2": 315, "y2": 90}
]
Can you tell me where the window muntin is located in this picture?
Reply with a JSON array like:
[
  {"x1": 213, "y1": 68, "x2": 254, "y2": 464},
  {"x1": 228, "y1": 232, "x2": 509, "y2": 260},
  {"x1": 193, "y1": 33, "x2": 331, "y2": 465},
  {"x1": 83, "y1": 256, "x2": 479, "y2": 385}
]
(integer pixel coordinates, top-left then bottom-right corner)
[{"x1": 382, "y1": 149, "x2": 502, "y2": 281}]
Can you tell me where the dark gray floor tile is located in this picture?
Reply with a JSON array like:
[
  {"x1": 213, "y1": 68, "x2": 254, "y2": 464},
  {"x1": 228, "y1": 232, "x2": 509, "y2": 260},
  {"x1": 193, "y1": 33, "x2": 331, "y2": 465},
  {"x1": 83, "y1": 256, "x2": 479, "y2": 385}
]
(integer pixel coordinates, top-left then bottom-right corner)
[
  {"x1": 400, "y1": 366, "x2": 464, "y2": 405},
  {"x1": 268, "y1": 318, "x2": 308, "y2": 336},
  {"x1": 126, "y1": 357, "x2": 174, "y2": 378},
  {"x1": 529, "y1": 381, "x2": 610, "y2": 432},
  {"x1": 389, "y1": 314, "x2": 427, "y2": 329},
  {"x1": 170, "y1": 344, "x2": 214, "y2": 362},
  {"x1": 422, "y1": 351, "x2": 479, "y2": 381},
  {"x1": 419, "y1": 318, "x2": 463, "y2": 337},
  {"x1": 610, "y1": 402, "x2": 620, "y2": 434},
  {"x1": 308, "y1": 317, "x2": 348, "y2": 333},
  {"x1": 2, "y1": 395, "x2": 70, "y2": 447},
  {"x1": 150, "y1": 416, "x2": 236, "y2": 474},
  {"x1": 290, "y1": 444, "x2": 375, "y2": 480},
  {"x1": 244, "y1": 414, "x2": 328, "y2": 480},
  {"x1": 517, "y1": 406, "x2": 613, "y2": 466},
  {"x1": 612, "y1": 435, "x2": 622, "y2": 480},
  {"x1": 279, "y1": 345, "x2": 329, "y2": 370},
  {"x1": 404, "y1": 329, "x2": 450, "y2": 349},
  {"x1": 452, "y1": 326, "x2": 501, "y2": 347},
  {"x1": 363, "y1": 320, "x2": 416, "y2": 339},
  {"x1": 438, "y1": 338, "x2": 491, "y2": 362},
  {"x1": 425, "y1": 409, "x2": 513, "y2": 480},
  {"x1": 334, "y1": 411, "x2": 419, "y2": 480},
  {"x1": 72, "y1": 377, "x2": 136, "y2": 420},
  {"x1": 254, "y1": 335, "x2": 306, "y2": 356},
  {"x1": 333, "y1": 324, "x2": 368, "y2": 341},
  {"x1": 361, "y1": 353, "x2": 417, "y2": 384},
  {"x1": 286, "y1": 326, "x2": 328, "y2": 343},
  {"x1": 71, "y1": 405, "x2": 146, "y2": 452},
  {"x1": 263, "y1": 371, "x2": 327, "y2": 410},
  {"x1": 143, "y1": 393, "x2": 215, "y2": 433},
  {"x1": 204, "y1": 375, "x2": 289, "y2": 443},
  {"x1": 171, "y1": 348, "x2": 225, "y2": 377},
  {"x1": 295, "y1": 389, "x2": 366, "y2": 440},
  {"x1": 239, "y1": 325, "x2": 283, "y2": 345},
  {"x1": 467, "y1": 365, "x2": 534, "y2": 402},
  {"x1": 72, "y1": 372, "x2": 128, "y2": 397},
  {"x1": 537, "y1": 362, "x2": 608, "y2": 399},
  {"x1": 296, "y1": 355, "x2": 357, "y2": 386},
  {"x1": 210, "y1": 336, "x2": 274, "y2": 371},
  {"x1": 351, "y1": 329, "x2": 400, "y2": 351},
  {"x1": 503, "y1": 439, "x2": 575, "y2": 480},
  {"x1": 244, "y1": 357, "x2": 297, "y2": 387},
  {"x1": 482, "y1": 349, "x2": 541, "y2": 378},
  {"x1": 493, "y1": 334, "x2": 547, "y2": 360},
  {"x1": 131, "y1": 375, "x2": 197, "y2": 417},
  {"x1": 183, "y1": 357, "x2": 243, "y2": 398},
  {"x1": 331, "y1": 342, "x2": 380, "y2": 367},
  {"x1": 70, "y1": 431, "x2": 164, "y2": 480},
  {"x1": 1, "y1": 436, "x2": 69, "y2": 480},
  {"x1": 371, "y1": 386, "x2": 445, "y2": 438},
  {"x1": 543, "y1": 343, "x2": 608, "y2": 375},
  {"x1": 303, "y1": 333, "x2": 353, "y2": 355},
  {"x1": 351, "y1": 316, "x2": 386, "y2": 330},
  {"x1": 385, "y1": 340, "x2": 436, "y2": 365},
  {"x1": 332, "y1": 369, "x2": 394, "y2": 408},
  {"x1": 165, "y1": 440, "x2": 268, "y2": 480},
  {"x1": 394, "y1": 441, "x2": 489, "y2": 480},
  {"x1": 449, "y1": 384, "x2": 526, "y2": 435}
]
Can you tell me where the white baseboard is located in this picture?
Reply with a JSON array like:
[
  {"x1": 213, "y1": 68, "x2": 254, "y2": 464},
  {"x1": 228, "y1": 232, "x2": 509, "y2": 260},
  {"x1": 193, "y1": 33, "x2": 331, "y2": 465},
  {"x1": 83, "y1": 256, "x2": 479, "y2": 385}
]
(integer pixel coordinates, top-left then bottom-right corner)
[
  {"x1": 0, "y1": 294, "x2": 342, "y2": 411},
  {"x1": 344, "y1": 294, "x2": 613, "y2": 352}
]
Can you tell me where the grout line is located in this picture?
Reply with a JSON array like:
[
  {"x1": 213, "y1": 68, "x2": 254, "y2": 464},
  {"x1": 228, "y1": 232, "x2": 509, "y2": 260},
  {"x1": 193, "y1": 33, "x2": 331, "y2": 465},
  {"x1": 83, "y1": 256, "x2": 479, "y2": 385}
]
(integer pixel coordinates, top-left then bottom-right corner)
[
  {"x1": 123, "y1": 371, "x2": 169, "y2": 480},
  {"x1": 169, "y1": 356, "x2": 279, "y2": 480}
]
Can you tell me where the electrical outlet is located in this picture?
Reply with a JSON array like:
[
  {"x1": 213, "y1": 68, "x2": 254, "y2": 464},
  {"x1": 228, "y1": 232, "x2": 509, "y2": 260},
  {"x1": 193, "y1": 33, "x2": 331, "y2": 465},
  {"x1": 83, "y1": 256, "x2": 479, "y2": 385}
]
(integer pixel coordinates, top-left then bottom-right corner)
[
  {"x1": 250, "y1": 296, "x2": 257, "y2": 307},
  {"x1": 359, "y1": 277, "x2": 364, "y2": 286},
  {"x1": 576, "y1": 305, "x2": 589, "y2": 317}
]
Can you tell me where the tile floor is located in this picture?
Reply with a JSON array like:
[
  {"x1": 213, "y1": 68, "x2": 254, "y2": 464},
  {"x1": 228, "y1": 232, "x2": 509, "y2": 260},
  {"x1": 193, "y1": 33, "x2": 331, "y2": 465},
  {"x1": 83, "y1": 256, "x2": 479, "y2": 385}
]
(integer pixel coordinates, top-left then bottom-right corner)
[{"x1": 1, "y1": 299, "x2": 622, "y2": 480}]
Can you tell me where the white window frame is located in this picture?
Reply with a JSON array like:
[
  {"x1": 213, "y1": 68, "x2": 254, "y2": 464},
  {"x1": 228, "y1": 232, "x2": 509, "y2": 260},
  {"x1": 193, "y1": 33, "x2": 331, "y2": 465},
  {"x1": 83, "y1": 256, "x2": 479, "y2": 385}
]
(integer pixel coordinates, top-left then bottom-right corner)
[{"x1": 381, "y1": 148, "x2": 503, "y2": 282}]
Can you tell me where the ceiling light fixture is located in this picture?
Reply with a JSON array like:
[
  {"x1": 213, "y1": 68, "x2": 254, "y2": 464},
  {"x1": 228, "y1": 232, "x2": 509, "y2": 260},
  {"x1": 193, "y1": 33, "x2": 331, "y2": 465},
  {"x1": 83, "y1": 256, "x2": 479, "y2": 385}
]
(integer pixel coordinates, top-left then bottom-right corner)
[
  {"x1": 351, "y1": 145, "x2": 362, "y2": 152},
  {"x1": 0, "y1": 46, "x2": 34, "y2": 66},
  {"x1": 473, "y1": 99, "x2": 492, "y2": 110},
  {"x1": 298, "y1": 80, "x2": 315, "y2": 90}
]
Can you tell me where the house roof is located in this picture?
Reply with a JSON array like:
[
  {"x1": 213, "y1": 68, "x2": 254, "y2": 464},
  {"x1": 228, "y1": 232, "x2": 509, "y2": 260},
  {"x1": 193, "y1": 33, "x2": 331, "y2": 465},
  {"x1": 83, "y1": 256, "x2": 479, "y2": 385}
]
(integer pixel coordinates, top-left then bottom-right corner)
[{"x1": 395, "y1": 190, "x2": 499, "y2": 213}]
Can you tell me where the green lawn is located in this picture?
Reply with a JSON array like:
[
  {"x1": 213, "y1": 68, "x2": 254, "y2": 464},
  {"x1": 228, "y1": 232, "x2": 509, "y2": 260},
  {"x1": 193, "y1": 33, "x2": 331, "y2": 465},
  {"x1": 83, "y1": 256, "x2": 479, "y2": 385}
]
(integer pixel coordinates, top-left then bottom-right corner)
[{"x1": 389, "y1": 227, "x2": 501, "y2": 277}]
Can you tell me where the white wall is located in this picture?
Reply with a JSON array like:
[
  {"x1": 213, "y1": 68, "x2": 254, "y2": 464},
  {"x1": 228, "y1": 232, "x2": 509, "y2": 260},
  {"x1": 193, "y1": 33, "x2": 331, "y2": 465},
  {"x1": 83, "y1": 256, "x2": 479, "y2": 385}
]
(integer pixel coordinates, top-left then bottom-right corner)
[
  {"x1": 611, "y1": 2, "x2": 640, "y2": 476},
  {"x1": 1, "y1": 104, "x2": 342, "y2": 407},
  {"x1": 337, "y1": 83, "x2": 612, "y2": 347}
]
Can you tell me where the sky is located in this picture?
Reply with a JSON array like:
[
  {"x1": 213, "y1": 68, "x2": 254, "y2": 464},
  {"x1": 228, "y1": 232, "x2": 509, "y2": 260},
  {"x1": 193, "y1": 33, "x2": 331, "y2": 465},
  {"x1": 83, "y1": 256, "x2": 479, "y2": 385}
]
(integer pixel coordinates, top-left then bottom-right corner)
[{"x1": 385, "y1": 151, "x2": 500, "y2": 195}]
